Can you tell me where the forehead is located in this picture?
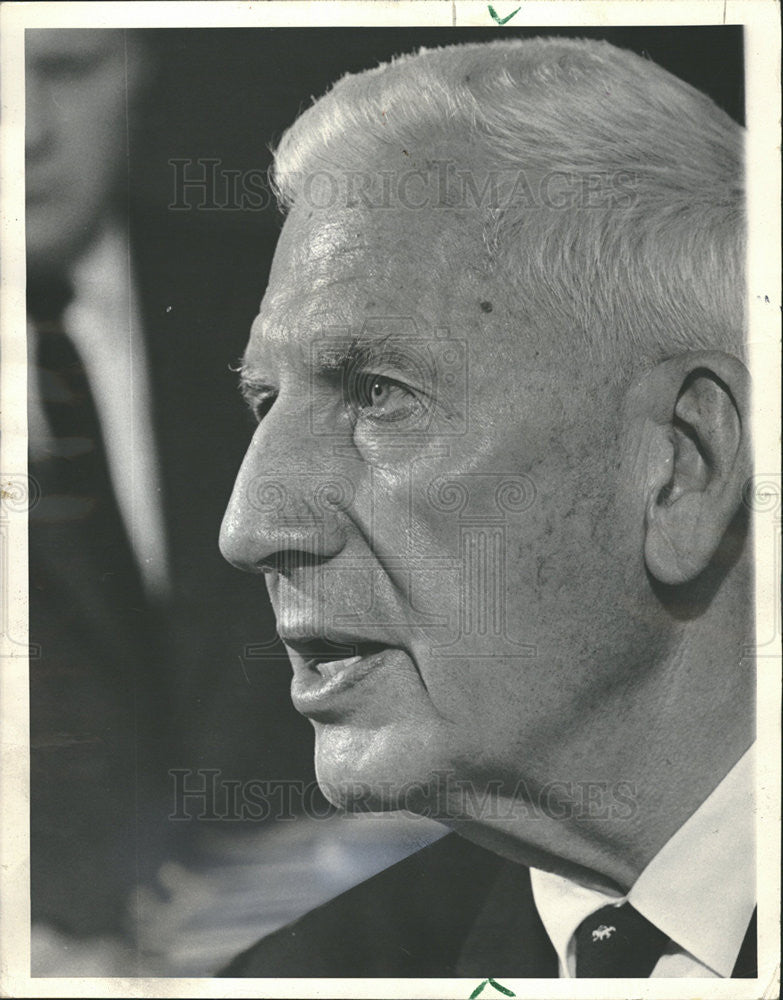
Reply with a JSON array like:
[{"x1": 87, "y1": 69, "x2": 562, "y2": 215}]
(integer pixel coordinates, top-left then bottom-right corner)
[{"x1": 248, "y1": 201, "x2": 489, "y2": 359}]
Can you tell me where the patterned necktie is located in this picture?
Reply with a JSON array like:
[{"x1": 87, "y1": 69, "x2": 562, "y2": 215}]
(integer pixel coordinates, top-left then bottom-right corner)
[{"x1": 574, "y1": 902, "x2": 669, "y2": 978}]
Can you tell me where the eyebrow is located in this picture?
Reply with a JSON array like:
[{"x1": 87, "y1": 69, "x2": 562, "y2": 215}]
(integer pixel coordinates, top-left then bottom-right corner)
[
  {"x1": 317, "y1": 330, "x2": 423, "y2": 374},
  {"x1": 315, "y1": 336, "x2": 385, "y2": 374},
  {"x1": 238, "y1": 324, "x2": 401, "y2": 372}
]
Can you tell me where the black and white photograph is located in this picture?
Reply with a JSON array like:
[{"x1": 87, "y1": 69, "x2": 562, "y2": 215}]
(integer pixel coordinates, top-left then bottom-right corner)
[{"x1": 0, "y1": 2, "x2": 780, "y2": 997}]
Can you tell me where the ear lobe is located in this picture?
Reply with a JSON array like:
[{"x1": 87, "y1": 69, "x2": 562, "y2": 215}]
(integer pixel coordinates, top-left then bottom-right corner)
[{"x1": 643, "y1": 355, "x2": 750, "y2": 586}]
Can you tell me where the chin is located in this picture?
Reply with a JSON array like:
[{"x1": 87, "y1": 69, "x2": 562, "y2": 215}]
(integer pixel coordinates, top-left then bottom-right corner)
[{"x1": 312, "y1": 719, "x2": 451, "y2": 816}]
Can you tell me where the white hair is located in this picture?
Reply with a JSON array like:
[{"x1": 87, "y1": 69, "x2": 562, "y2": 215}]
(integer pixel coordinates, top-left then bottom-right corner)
[{"x1": 272, "y1": 37, "x2": 745, "y2": 367}]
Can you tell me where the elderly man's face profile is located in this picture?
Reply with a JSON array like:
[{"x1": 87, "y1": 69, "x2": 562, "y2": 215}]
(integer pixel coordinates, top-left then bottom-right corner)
[
  {"x1": 220, "y1": 193, "x2": 662, "y2": 819},
  {"x1": 221, "y1": 28, "x2": 754, "y2": 884}
]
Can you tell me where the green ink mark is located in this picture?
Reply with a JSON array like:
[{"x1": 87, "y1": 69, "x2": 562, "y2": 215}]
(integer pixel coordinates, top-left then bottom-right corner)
[
  {"x1": 470, "y1": 979, "x2": 517, "y2": 998},
  {"x1": 488, "y1": 5, "x2": 521, "y2": 24}
]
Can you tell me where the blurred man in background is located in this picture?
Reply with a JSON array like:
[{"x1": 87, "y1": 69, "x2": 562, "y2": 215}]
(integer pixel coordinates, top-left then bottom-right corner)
[
  {"x1": 26, "y1": 29, "x2": 315, "y2": 974},
  {"x1": 27, "y1": 29, "x2": 171, "y2": 971}
]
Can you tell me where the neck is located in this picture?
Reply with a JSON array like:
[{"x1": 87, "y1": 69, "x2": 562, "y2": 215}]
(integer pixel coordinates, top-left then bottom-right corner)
[{"x1": 441, "y1": 577, "x2": 754, "y2": 891}]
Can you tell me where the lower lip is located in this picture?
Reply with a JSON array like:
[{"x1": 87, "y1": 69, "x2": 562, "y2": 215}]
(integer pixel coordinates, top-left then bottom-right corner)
[{"x1": 290, "y1": 647, "x2": 401, "y2": 718}]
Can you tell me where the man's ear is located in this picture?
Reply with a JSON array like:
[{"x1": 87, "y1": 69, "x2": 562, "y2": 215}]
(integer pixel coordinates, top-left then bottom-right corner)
[{"x1": 638, "y1": 351, "x2": 751, "y2": 586}]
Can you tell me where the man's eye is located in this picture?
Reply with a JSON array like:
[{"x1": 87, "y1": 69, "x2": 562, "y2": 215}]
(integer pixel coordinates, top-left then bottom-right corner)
[
  {"x1": 365, "y1": 378, "x2": 393, "y2": 408},
  {"x1": 352, "y1": 374, "x2": 421, "y2": 422}
]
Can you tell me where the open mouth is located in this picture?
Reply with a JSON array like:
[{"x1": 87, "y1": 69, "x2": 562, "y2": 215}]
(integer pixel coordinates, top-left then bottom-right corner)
[
  {"x1": 301, "y1": 642, "x2": 389, "y2": 679},
  {"x1": 282, "y1": 637, "x2": 402, "y2": 717}
]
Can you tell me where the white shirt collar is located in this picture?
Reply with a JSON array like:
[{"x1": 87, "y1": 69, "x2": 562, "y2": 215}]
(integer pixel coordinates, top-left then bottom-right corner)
[{"x1": 531, "y1": 744, "x2": 755, "y2": 978}]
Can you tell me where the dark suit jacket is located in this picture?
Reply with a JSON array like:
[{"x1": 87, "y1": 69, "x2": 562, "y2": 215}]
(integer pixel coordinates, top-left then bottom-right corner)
[{"x1": 220, "y1": 833, "x2": 757, "y2": 979}]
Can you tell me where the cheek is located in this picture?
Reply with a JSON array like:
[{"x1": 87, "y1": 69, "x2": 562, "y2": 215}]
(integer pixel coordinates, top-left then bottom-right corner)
[
  {"x1": 351, "y1": 461, "x2": 467, "y2": 613},
  {"x1": 502, "y1": 466, "x2": 640, "y2": 683},
  {"x1": 511, "y1": 479, "x2": 601, "y2": 599}
]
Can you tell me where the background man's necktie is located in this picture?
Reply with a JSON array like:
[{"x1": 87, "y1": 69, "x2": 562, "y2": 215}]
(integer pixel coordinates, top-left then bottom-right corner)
[
  {"x1": 574, "y1": 902, "x2": 669, "y2": 978},
  {"x1": 29, "y1": 282, "x2": 146, "y2": 615}
]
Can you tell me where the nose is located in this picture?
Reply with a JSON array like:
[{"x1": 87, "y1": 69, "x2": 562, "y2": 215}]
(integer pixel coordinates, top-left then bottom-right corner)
[{"x1": 219, "y1": 412, "x2": 353, "y2": 574}]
